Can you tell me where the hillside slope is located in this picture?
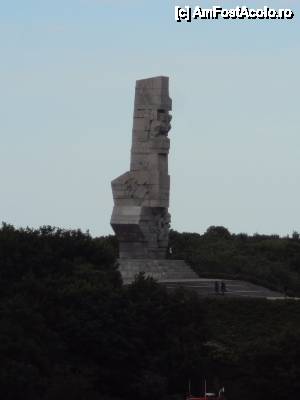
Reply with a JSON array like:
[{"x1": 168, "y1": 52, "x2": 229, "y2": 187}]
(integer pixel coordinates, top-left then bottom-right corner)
[{"x1": 169, "y1": 227, "x2": 300, "y2": 296}]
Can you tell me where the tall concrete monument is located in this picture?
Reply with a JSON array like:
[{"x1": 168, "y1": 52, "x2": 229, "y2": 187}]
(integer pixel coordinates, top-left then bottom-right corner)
[{"x1": 111, "y1": 76, "x2": 198, "y2": 283}]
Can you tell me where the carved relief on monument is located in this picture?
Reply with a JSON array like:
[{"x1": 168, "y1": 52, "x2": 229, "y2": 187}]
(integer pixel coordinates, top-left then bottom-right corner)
[
  {"x1": 149, "y1": 109, "x2": 172, "y2": 138},
  {"x1": 124, "y1": 177, "x2": 139, "y2": 198},
  {"x1": 111, "y1": 76, "x2": 172, "y2": 259}
]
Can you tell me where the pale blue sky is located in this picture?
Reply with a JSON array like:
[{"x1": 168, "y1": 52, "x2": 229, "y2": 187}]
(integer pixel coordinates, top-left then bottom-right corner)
[{"x1": 1, "y1": 0, "x2": 299, "y2": 236}]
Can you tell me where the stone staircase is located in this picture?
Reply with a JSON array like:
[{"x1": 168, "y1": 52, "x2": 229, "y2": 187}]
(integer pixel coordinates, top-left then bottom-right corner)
[
  {"x1": 162, "y1": 278, "x2": 285, "y2": 299},
  {"x1": 118, "y1": 259, "x2": 288, "y2": 299},
  {"x1": 118, "y1": 258, "x2": 198, "y2": 284}
]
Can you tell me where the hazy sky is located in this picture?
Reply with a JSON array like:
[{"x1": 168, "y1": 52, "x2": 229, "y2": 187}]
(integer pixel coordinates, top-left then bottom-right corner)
[{"x1": 1, "y1": 0, "x2": 299, "y2": 237}]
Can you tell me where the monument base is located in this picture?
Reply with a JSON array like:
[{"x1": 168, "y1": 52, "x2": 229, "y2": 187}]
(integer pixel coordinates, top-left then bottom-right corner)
[{"x1": 117, "y1": 258, "x2": 198, "y2": 284}]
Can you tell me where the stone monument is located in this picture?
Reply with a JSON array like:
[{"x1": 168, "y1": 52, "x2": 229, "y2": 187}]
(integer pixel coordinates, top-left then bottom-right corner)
[{"x1": 111, "y1": 76, "x2": 198, "y2": 283}]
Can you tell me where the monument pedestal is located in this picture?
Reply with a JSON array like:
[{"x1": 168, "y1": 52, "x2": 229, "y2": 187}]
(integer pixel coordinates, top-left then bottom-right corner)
[{"x1": 117, "y1": 258, "x2": 198, "y2": 284}]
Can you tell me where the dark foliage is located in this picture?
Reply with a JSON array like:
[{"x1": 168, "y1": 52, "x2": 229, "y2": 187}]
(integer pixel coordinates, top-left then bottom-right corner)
[
  {"x1": 0, "y1": 224, "x2": 206, "y2": 399},
  {"x1": 169, "y1": 226, "x2": 300, "y2": 296},
  {"x1": 1, "y1": 223, "x2": 300, "y2": 399}
]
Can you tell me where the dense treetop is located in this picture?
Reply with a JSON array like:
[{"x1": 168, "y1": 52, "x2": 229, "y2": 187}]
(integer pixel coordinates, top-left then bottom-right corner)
[
  {"x1": 169, "y1": 226, "x2": 300, "y2": 296},
  {"x1": 1, "y1": 223, "x2": 300, "y2": 400}
]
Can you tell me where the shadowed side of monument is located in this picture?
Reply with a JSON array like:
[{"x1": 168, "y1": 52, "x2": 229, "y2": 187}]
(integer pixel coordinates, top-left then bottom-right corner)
[{"x1": 111, "y1": 76, "x2": 198, "y2": 283}]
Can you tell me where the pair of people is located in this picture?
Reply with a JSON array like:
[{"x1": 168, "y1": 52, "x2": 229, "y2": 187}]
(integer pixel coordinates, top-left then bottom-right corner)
[{"x1": 214, "y1": 280, "x2": 226, "y2": 295}]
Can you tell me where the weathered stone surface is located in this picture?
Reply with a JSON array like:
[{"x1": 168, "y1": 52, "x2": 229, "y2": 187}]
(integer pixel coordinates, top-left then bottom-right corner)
[
  {"x1": 111, "y1": 76, "x2": 196, "y2": 282},
  {"x1": 111, "y1": 76, "x2": 172, "y2": 260}
]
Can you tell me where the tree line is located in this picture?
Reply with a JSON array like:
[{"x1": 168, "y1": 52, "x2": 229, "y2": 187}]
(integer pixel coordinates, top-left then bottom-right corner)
[
  {"x1": 169, "y1": 226, "x2": 300, "y2": 296},
  {"x1": 1, "y1": 223, "x2": 300, "y2": 399}
]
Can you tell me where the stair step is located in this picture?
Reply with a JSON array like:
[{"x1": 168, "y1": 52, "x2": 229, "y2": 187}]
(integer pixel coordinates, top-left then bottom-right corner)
[{"x1": 118, "y1": 258, "x2": 198, "y2": 283}]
